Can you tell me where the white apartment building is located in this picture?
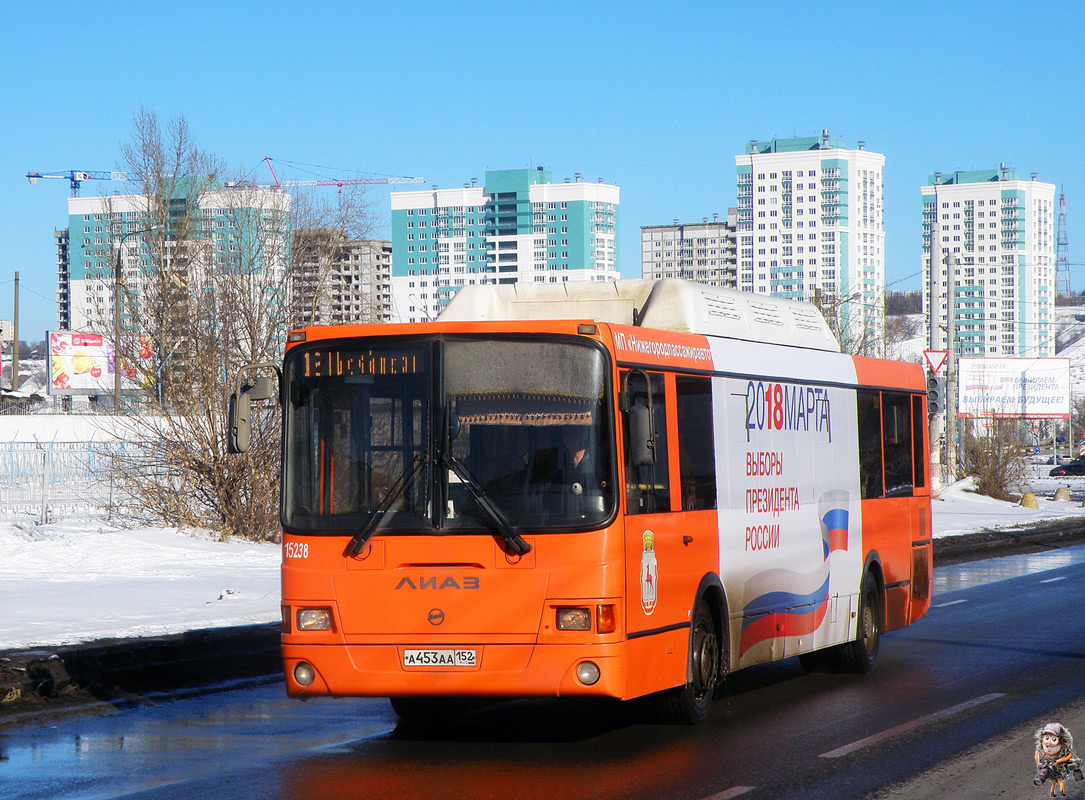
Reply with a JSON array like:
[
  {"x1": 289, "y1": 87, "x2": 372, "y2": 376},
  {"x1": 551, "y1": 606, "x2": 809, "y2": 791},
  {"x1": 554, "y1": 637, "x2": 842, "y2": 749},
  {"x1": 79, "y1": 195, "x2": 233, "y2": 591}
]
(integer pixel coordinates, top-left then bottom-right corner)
[
  {"x1": 922, "y1": 167, "x2": 1056, "y2": 358},
  {"x1": 641, "y1": 210, "x2": 738, "y2": 287},
  {"x1": 390, "y1": 168, "x2": 619, "y2": 323},
  {"x1": 63, "y1": 187, "x2": 290, "y2": 333},
  {"x1": 735, "y1": 131, "x2": 885, "y2": 354}
]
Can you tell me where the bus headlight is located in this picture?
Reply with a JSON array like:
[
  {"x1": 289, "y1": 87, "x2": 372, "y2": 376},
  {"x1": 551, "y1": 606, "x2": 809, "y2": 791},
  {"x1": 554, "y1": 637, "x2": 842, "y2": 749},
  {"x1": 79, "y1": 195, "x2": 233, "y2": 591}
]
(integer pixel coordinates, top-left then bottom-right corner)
[
  {"x1": 296, "y1": 608, "x2": 333, "y2": 631},
  {"x1": 555, "y1": 607, "x2": 592, "y2": 631}
]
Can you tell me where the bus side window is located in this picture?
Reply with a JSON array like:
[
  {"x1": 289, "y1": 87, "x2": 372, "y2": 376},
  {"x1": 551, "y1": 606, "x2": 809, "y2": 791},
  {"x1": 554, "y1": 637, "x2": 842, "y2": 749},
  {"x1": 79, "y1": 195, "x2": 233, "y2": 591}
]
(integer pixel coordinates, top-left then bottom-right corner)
[
  {"x1": 857, "y1": 389, "x2": 884, "y2": 499},
  {"x1": 882, "y1": 391, "x2": 914, "y2": 497},
  {"x1": 676, "y1": 375, "x2": 716, "y2": 510},
  {"x1": 623, "y1": 370, "x2": 670, "y2": 514},
  {"x1": 911, "y1": 394, "x2": 927, "y2": 490}
]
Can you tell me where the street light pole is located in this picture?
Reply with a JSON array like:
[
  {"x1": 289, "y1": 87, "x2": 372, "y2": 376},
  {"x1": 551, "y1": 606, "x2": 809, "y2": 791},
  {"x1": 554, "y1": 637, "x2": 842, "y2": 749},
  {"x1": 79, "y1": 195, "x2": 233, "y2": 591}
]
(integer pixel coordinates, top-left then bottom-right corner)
[{"x1": 113, "y1": 226, "x2": 157, "y2": 410}]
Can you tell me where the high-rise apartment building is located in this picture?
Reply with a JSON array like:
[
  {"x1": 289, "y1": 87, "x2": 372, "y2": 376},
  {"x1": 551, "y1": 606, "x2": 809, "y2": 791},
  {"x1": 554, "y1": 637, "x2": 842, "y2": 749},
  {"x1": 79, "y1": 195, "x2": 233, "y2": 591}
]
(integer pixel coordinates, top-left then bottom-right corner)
[
  {"x1": 640, "y1": 209, "x2": 738, "y2": 287},
  {"x1": 922, "y1": 168, "x2": 1056, "y2": 357},
  {"x1": 292, "y1": 232, "x2": 392, "y2": 325},
  {"x1": 735, "y1": 132, "x2": 885, "y2": 353},
  {"x1": 59, "y1": 187, "x2": 290, "y2": 334},
  {"x1": 390, "y1": 168, "x2": 619, "y2": 323}
]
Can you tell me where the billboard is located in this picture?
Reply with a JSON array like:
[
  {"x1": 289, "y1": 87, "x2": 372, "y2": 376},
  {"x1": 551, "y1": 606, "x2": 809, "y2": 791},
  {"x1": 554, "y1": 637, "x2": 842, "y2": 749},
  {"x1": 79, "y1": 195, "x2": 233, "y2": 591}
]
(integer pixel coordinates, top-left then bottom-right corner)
[
  {"x1": 957, "y1": 357, "x2": 1071, "y2": 419},
  {"x1": 47, "y1": 331, "x2": 115, "y2": 396}
]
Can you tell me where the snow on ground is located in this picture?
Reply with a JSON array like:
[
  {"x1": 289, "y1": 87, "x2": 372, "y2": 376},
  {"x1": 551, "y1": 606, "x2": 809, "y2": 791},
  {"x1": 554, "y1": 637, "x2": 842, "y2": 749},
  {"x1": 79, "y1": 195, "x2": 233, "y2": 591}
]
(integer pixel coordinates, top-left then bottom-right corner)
[
  {"x1": 5, "y1": 477, "x2": 1085, "y2": 650},
  {"x1": 0, "y1": 517, "x2": 280, "y2": 650},
  {"x1": 933, "y1": 475, "x2": 1085, "y2": 536}
]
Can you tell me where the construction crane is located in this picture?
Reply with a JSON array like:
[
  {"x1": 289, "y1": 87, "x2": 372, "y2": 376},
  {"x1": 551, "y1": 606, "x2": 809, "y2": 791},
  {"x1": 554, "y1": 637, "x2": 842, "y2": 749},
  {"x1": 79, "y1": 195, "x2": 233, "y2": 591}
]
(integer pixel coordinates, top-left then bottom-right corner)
[
  {"x1": 26, "y1": 169, "x2": 129, "y2": 196},
  {"x1": 259, "y1": 157, "x2": 425, "y2": 191}
]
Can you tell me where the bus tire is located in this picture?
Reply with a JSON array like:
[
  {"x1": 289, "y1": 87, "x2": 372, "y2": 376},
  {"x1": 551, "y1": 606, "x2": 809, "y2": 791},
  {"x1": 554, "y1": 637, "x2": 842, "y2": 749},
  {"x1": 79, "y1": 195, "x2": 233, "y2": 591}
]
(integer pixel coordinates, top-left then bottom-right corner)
[
  {"x1": 838, "y1": 571, "x2": 881, "y2": 673},
  {"x1": 659, "y1": 599, "x2": 720, "y2": 724},
  {"x1": 798, "y1": 649, "x2": 827, "y2": 672}
]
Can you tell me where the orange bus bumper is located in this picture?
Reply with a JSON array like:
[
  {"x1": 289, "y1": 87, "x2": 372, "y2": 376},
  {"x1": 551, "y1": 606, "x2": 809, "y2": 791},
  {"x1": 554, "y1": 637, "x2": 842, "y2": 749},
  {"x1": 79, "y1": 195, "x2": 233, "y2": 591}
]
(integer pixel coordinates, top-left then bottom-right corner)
[{"x1": 282, "y1": 641, "x2": 630, "y2": 700}]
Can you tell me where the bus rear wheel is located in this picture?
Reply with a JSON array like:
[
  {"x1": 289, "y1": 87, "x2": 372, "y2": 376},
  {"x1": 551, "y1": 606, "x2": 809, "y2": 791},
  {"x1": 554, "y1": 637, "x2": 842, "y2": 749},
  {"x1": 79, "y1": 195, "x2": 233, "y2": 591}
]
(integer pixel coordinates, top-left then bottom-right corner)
[
  {"x1": 837, "y1": 572, "x2": 881, "y2": 673},
  {"x1": 659, "y1": 599, "x2": 720, "y2": 724}
]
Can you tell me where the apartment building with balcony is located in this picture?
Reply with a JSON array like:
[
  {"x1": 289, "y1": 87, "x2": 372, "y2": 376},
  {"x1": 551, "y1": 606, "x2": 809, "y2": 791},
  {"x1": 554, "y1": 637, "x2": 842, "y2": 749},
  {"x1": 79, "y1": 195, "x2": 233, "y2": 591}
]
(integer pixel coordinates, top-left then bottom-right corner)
[
  {"x1": 640, "y1": 210, "x2": 738, "y2": 287},
  {"x1": 735, "y1": 131, "x2": 885, "y2": 353},
  {"x1": 922, "y1": 167, "x2": 1056, "y2": 357},
  {"x1": 390, "y1": 168, "x2": 620, "y2": 323}
]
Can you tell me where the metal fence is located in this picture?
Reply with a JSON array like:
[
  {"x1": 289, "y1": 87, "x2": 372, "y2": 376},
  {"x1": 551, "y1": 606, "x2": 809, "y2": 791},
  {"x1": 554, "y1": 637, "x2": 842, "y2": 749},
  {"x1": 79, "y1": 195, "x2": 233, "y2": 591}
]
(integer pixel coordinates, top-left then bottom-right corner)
[{"x1": 0, "y1": 442, "x2": 138, "y2": 523}]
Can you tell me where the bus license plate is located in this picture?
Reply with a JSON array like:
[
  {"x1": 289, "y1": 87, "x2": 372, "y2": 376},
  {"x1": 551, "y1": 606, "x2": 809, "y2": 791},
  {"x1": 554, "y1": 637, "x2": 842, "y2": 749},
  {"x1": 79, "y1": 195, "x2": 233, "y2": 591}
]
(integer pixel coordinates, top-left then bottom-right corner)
[{"x1": 402, "y1": 649, "x2": 477, "y2": 667}]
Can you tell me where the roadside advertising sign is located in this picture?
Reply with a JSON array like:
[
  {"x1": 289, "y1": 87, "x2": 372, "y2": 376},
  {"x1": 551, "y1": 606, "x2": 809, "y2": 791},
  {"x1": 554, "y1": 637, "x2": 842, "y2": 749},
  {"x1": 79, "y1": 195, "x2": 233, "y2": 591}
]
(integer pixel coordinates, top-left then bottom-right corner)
[
  {"x1": 47, "y1": 331, "x2": 114, "y2": 396},
  {"x1": 957, "y1": 357, "x2": 1070, "y2": 419}
]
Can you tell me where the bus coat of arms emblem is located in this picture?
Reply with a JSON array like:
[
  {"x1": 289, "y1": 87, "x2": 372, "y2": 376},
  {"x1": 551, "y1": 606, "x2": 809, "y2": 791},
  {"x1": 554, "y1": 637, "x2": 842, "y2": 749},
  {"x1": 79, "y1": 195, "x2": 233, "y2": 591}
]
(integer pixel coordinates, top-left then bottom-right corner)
[{"x1": 640, "y1": 529, "x2": 658, "y2": 615}]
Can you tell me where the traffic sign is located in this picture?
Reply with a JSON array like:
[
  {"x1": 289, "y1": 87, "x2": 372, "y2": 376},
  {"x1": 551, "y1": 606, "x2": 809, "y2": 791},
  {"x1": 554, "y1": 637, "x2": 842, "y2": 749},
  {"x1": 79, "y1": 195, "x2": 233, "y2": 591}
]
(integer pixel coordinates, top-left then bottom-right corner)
[{"x1": 923, "y1": 350, "x2": 949, "y2": 374}]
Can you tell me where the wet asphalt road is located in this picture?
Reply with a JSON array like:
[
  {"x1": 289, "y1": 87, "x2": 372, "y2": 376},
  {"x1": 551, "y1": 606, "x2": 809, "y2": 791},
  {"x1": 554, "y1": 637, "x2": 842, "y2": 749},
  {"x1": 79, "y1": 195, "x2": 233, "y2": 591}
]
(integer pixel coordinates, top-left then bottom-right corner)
[{"x1": 3, "y1": 545, "x2": 1085, "y2": 800}]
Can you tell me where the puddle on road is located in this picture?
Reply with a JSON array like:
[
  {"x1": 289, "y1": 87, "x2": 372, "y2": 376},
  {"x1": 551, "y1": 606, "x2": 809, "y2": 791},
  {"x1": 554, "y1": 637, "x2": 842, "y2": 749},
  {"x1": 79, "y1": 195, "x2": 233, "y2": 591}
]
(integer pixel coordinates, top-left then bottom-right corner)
[
  {"x1": 933, "y1": 543, "x2": 1085, "y2": 595},
  {"x1": 0, "y1": 688, "x2": 391, "y2": 800}
]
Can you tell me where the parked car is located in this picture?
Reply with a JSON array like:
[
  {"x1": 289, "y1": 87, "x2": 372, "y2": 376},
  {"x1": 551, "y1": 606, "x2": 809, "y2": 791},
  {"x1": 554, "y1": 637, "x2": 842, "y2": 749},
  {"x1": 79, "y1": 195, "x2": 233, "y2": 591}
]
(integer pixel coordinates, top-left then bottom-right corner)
[{"x1": 1050, "y1": 458, "x2": 1085, "y2": 477}]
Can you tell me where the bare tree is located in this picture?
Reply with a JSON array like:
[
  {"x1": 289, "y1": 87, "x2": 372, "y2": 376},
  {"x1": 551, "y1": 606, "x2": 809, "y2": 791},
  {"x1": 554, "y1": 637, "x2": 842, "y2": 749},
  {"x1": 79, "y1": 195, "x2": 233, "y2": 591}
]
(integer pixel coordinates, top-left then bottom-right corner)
[
  {"x1": 104, "y1": 110, "x2": 375, "y2": 540},
  {"x1": 810, "y1": 289, "x2": 884, "y2": 357},
  {"x1": 959, "y1": 417, "x2": 1028, "y2": 501}
]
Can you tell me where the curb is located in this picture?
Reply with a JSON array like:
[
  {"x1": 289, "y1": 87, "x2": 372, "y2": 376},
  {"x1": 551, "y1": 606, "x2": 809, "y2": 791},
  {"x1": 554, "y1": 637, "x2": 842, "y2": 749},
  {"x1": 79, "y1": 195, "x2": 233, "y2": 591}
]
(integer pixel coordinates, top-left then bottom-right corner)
[
  {"x1": 931, "y1": 518, "x2": 1085, "y2": 565},
  {"x1": 0, "y1": 622, "x2": 281, "y2": 721}
]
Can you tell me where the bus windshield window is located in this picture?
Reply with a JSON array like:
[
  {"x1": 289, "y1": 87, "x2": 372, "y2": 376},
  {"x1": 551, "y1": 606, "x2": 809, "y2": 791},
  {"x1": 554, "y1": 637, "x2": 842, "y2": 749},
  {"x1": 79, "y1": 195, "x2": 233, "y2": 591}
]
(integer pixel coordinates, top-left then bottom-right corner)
[
  {"x1": 443, "y1": 339, "x2": 615, "y2": 531},
  {"x1": 283, "y1": 342, "x2": 433, "y2": 533},
  {"x1": 282, "y1": 337, "x2": 615, "y2": 535}
]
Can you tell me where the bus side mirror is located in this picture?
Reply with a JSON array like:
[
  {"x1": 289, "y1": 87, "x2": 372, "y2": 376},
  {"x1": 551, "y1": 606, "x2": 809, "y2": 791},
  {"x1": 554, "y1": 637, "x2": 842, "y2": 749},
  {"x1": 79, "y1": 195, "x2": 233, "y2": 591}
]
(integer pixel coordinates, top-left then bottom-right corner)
[
  {"x1": 228, "y1": 367, "x2": 280, "y2": 454},
  {"x1": 227, "y1": 391, "x2": 252, "y2": 454},
  {"x1": 629, "y1": 403, "x2": 656, "y2": 467}
]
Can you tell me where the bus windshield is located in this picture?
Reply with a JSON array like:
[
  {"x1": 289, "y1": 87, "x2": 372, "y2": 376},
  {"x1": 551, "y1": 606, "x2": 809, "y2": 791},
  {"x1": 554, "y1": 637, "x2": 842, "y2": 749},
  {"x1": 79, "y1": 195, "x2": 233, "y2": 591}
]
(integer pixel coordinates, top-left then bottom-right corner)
[{"x1": 282, "y1": 336, "x2": 616, "y2": 536}]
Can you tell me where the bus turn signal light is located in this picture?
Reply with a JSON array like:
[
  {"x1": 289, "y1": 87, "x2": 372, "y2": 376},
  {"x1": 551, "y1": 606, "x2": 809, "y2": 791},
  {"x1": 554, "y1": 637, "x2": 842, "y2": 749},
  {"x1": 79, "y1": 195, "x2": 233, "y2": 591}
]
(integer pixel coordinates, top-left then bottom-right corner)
[
  {"x1": 555, "y1": 607, "x2": 591, "y2": 631},
  {"x1": 596, "y1": 604, "x2": 616, "y2": 633}
]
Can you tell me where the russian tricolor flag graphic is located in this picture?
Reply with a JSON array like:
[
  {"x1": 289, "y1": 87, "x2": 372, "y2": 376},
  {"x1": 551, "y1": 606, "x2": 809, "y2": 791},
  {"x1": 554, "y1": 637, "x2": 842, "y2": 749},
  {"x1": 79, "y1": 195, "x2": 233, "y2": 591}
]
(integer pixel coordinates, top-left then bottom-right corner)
[
  {"x1": 819, "y1": 489, "x2": 850, "y2": 556},
  {"x1": 738, "y1": 490, "x2": 851, "y2": 657}
]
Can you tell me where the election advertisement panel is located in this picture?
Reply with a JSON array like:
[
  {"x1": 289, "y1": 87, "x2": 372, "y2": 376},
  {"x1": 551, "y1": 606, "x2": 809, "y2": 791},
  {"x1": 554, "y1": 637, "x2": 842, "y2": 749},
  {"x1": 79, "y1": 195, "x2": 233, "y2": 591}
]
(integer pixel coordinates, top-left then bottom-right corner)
[
  {"x1": 957, "y1": 357, "x2": 1070, "y2": 419},
  {"x1": 709, "y1": 337, "x2": 863, "y2": 668}
]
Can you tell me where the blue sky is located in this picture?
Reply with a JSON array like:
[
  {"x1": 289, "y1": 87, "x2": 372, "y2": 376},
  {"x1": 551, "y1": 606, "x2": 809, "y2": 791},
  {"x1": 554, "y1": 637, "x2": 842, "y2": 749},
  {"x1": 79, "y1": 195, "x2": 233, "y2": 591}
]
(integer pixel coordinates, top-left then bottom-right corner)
[{"x1": 2, "y1": 1, "x2": 1082, "y2": 337}]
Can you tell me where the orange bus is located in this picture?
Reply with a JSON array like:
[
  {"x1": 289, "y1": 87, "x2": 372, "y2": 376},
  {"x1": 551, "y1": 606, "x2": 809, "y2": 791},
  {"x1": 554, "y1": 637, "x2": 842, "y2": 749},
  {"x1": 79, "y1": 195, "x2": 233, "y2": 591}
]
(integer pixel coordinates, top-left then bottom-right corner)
[{"x1": 230, "y1": 279, "x2": 932, "y2": 724}]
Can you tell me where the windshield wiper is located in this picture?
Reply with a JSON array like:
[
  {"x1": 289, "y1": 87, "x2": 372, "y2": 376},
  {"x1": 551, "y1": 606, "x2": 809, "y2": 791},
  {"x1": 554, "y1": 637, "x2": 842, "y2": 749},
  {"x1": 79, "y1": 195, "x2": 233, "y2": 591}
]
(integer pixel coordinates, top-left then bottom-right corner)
[
  {"x1": 344, "y1": 454, "x2": 427, "y2": 557},
  {"x1": 441, "y1": 452, "x2": 532, "y2": 556}
]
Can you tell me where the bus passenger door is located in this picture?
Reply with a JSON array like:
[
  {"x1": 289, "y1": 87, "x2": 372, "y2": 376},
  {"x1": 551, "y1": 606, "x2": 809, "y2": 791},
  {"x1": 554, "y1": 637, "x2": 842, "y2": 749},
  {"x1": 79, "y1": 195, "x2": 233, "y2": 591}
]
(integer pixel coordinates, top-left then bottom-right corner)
[{"x1": 621, "y1": 370, "x2": 718, "y2": 697}]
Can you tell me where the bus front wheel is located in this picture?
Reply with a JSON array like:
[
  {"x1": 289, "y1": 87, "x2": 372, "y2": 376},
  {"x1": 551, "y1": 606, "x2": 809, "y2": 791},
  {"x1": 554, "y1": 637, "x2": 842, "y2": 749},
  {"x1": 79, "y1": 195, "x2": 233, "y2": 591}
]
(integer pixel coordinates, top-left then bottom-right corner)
[{"x1": 659, "y1": 599, "x2": 720, "y2": 724}]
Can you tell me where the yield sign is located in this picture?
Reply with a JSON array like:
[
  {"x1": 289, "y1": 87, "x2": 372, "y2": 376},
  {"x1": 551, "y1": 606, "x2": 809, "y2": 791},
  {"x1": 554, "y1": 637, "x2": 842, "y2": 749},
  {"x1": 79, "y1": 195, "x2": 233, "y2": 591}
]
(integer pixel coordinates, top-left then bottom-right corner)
[{"x1": 923, "y1": 349, "x2": 949, "y2": 374}]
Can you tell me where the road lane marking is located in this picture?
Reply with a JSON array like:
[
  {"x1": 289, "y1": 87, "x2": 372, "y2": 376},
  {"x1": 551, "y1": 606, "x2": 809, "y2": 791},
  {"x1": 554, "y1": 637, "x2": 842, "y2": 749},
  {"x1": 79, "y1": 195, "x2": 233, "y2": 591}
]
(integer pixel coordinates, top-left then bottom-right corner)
[
  {"x1": 1040, "y1": 576, "x2": 1067, "y2": 584},
  {"x1": 933, "y1": 599, "x2": 967, "y2": 608},
  {"x1": 701, "y1": 787, "x2": 755, "y2": 800},
  {"x1": 819, "y1": 692, "x2": 1004, "y2": 759}
]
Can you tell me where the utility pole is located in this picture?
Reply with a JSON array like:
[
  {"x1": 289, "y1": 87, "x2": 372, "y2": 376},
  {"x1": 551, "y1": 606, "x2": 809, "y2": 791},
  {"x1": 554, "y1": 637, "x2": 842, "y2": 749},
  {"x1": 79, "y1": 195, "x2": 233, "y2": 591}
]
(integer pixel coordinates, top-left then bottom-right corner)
[
  {"x1": 928, "y1": 176, "x2": 944, "y2": 488},
  {"x1": 12, "y1": 271, "x2": 19, "y2": 391},
  {"x1": 945, "y1": 252, "x2": 958, "y2": 484}
]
